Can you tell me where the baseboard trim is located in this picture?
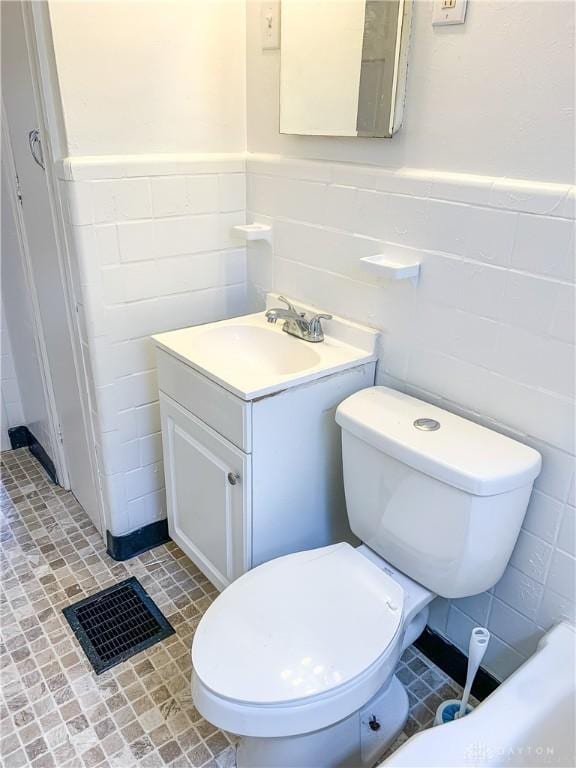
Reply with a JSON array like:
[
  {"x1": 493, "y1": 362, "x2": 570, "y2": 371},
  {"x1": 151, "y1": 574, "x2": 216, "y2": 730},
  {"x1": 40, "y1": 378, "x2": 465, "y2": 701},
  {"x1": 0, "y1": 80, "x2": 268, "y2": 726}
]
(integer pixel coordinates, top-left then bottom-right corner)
[
  {"x1": 415, "y1": 626, "x2": 500, "y2": 701},
  {"x1": 106, "y1": 519, "x2": 170, "y2": 561},
  {"x1": 7, "y1": 426, "x2": 58, "y2": 484},
  {"x1": 7, "y1": 426, "x2": 30, "y2": 449}
]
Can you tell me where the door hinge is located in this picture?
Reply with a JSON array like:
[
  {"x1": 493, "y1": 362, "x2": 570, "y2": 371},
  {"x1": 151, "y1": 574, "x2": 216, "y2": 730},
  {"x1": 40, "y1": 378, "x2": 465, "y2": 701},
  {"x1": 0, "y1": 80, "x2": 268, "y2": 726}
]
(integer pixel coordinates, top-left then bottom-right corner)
[
  {"x1": 15, "y1": 173, "x2": 23, "y2": 205},
  {"x1": 57, "y1": 424, "x2": 63, "y2": 444}
]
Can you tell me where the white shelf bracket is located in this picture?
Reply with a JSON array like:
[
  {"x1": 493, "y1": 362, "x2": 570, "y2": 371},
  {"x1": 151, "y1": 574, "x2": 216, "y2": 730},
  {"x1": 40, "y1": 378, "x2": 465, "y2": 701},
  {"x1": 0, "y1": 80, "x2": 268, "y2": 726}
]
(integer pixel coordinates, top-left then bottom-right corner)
[
  {"x1": 360, "y1": 253, "x2": 421, "y2": 283},
  {"x1": 232, "y1": 223, "x2": 273, "y2": 244}
]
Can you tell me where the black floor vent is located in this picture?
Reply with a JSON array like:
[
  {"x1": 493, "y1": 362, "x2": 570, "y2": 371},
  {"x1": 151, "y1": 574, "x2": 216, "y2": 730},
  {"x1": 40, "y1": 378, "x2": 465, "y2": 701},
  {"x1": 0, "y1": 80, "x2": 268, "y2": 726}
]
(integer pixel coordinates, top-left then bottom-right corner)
[{"x1": 63, "y1": 577, "x2": 175, "y2": 674}]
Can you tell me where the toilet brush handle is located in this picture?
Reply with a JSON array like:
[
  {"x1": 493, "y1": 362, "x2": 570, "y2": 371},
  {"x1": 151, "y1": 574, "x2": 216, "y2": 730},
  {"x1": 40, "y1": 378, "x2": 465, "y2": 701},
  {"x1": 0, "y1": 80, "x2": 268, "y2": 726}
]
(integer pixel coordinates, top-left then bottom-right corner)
[{"x1": 457, "y1": 627, "x2": 490, "y2": 719}]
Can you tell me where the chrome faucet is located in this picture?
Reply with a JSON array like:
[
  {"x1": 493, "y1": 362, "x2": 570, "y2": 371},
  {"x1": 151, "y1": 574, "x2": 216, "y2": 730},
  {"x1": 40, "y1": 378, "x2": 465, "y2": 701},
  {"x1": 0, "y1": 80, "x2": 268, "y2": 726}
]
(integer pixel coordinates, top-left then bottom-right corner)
[{"x1": 265, "y1": 297, "x2": 332, "y2": 343}]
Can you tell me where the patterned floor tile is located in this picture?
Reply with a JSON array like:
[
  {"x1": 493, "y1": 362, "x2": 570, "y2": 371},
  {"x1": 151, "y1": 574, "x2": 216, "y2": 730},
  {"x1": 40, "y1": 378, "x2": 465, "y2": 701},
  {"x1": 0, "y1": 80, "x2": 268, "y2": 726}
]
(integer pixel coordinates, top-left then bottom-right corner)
[{"x1": 0, "y1": 449, "x2": 470, "y2": 767}]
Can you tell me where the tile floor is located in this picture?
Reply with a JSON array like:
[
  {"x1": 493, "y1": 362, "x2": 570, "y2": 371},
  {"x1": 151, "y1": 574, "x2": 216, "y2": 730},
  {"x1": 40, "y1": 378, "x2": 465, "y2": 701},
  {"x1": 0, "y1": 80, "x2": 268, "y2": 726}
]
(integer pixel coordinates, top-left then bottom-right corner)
[{"x1": 1, "y1": 448, "x2": 469, "y2": 768}]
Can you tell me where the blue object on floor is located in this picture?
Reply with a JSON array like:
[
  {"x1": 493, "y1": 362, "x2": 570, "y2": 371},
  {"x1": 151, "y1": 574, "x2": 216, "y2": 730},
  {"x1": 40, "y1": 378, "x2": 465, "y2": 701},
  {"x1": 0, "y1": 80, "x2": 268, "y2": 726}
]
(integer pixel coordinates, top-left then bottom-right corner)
[
  {"x1": 441, "y1": 702, "x2": 461, "y2": 722},
  {"x1": 434, "y1": 698, "x2": 473, "y2": 726}
]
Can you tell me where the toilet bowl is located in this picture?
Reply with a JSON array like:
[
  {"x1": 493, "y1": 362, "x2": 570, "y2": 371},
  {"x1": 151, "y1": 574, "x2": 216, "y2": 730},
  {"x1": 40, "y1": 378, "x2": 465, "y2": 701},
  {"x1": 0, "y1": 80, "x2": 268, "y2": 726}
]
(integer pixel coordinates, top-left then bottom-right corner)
[
  {"x1": 193, "y1": 543, "x2": 433, "y2": 766},
  {"x1": 191, "y1": 387, "x2": 542, "y2": 767}
]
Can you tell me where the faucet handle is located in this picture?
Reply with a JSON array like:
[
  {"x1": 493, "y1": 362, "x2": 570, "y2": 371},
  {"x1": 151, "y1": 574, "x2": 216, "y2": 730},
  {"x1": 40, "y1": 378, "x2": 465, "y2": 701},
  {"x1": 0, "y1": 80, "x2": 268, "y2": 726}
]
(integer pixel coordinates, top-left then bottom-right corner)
[
  {"x1": 278, "y1": 295, "x2": 296, "y2": 312},
  {"x1": 308, "y1": 313, "x2": 333, "y2": 340}
]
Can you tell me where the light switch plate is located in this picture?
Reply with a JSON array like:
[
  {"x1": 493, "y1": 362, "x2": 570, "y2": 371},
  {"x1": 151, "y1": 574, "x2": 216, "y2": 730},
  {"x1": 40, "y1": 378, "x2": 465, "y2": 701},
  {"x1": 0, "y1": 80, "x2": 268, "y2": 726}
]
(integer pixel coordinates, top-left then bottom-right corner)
[
  {"x1": 261, "y1": 2, "x2": 280, "y2": 50},
  {"x1": 432, "y1": 0, "x2": 468, "y2": 26}
]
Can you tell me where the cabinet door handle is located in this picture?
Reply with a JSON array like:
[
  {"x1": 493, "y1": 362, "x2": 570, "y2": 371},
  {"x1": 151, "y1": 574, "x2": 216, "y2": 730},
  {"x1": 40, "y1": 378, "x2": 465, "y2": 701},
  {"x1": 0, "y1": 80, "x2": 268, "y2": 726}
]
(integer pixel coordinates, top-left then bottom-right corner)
[{"x1": 227, "y1": 472, "x2": 241, "y2": 486}]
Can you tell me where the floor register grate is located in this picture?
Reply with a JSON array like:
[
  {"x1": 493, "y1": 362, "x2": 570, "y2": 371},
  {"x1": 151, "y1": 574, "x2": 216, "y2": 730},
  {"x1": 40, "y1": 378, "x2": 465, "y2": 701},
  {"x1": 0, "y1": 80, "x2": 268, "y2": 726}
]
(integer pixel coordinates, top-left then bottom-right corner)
[{"x1": 63, "y1": 576, "x2": 175, "y2": 674}]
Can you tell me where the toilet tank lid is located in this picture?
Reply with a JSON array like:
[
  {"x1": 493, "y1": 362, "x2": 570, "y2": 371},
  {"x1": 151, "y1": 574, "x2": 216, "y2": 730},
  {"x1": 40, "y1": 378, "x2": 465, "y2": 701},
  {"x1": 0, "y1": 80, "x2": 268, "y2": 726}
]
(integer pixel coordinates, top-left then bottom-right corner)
[{"x1": 335, "y1": 387, "x2": 542, "y2": 496}]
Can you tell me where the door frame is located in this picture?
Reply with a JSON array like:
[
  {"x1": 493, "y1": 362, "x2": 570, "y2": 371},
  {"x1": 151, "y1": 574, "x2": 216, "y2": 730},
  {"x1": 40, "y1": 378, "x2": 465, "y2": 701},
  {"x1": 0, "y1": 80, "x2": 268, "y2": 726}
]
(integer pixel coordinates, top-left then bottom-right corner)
[
  {"x1": 1, "y1": 111, "x2": 63, "y2": 478},
  {"x1": 22, "y1": 2, "x2": 67, "y2": 162},
  {"x1": 3, "y1": 1, "x2": 105, "y2": 534}
]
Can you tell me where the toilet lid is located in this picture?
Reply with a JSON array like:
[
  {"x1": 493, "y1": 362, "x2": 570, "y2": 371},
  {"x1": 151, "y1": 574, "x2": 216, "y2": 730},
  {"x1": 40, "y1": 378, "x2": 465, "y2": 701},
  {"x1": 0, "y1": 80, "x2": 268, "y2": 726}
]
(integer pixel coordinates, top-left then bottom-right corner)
[{"x1": 192, "y1": 543, "x2": 404, "y2": 705}]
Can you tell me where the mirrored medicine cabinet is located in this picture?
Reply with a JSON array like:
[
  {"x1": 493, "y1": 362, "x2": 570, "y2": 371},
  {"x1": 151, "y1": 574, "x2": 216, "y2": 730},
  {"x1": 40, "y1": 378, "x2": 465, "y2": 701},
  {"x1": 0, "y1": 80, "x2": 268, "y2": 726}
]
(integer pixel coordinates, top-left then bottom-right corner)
[{"x1": 280, "y1": 0, "x2": 413, "y2": 138}]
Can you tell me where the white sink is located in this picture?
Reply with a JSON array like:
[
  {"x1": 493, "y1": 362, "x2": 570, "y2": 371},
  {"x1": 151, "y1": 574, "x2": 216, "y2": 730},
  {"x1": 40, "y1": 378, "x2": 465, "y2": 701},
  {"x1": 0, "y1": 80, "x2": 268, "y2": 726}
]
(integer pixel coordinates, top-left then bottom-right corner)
[
  {"x1": 152, "y1": 295, "x2": 379, "y2": 400},
  {"x1": 187, "y1": 324, "x2": 322, "y2": 376}
]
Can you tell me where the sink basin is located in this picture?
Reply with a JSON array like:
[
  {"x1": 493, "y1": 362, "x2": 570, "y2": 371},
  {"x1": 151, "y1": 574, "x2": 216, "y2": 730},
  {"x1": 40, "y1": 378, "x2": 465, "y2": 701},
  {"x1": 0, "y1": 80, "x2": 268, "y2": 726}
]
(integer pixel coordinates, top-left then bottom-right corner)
[
  {"x1": 152, "y1": 298, "x2": 379, "y2": 400},
  {"x1": 188, "y1": 325, "x2": 321, "y2": 376}
]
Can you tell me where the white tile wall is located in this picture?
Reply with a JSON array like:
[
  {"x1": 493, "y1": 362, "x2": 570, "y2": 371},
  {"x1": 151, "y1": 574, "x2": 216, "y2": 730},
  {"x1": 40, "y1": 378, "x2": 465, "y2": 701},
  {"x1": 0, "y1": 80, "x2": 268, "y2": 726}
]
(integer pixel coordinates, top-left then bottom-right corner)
[
  {"x1": 55, "y1": 150, "x2": 574, "y2": 680},
  {"x1": 245, "y1": 154, "x2": 576, "y2": 680},
  {"x1": 58, "y1": 155, "x2": 248, "y2": 538}
]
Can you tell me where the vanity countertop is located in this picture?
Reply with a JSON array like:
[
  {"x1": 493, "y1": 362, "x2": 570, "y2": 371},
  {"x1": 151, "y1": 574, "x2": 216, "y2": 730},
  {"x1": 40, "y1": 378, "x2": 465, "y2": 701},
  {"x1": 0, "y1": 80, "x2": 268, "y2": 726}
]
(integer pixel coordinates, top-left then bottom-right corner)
[{"x1": 152, "y1": 297, "x2": 379, "y2": 401}]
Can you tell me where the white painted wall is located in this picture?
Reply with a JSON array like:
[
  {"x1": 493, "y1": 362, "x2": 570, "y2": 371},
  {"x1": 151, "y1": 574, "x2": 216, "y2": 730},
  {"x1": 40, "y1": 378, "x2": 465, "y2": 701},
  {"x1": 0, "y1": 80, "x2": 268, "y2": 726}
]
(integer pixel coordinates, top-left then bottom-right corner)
[
  {"x1": 246, "y1": 0, "x2": 575, "y2": 680},
  {"x1": 248, "y1": 0, "x2": 575, "y2": 182},
  {"x1": 48, "y1": 0, "x2": 246, "y2": 156},
  {"x1": 45, "y1": 0, "x2": 250, "y2": 536}
]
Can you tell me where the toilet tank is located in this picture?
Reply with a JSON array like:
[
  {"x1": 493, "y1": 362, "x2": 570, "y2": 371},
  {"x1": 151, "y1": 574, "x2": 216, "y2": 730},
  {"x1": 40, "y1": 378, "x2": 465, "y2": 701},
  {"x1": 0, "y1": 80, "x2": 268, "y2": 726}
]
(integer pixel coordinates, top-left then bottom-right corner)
[{"x1": 335, "y1": 388, "x2": 542, "y2": 598}]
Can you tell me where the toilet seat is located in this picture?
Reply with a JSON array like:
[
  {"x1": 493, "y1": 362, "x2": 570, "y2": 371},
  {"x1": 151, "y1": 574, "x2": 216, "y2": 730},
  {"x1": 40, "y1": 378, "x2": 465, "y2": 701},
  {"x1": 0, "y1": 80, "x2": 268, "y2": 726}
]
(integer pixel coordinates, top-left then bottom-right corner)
[{"x1": 192, "y1": 543, "x2": 405, "y2": 737}]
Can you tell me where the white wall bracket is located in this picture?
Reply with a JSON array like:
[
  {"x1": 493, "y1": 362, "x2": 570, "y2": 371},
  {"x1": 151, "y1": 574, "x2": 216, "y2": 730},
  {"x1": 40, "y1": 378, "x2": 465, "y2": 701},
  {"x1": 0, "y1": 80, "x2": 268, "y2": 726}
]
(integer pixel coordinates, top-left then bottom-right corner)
[
  {"x1": 360, "y1": 253, "x2": 421, "y2": 282},
  {"x1": 232, "y1": 223, "x2": 273, "y2": 244}
]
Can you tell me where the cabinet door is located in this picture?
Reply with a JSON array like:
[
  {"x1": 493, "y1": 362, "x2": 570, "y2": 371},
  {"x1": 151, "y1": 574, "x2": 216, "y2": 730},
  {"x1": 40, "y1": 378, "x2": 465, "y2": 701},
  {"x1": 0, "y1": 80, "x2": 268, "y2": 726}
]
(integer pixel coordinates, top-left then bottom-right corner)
[{"x1": 160, "y1": 393, "x2": 251, "y2": 590}]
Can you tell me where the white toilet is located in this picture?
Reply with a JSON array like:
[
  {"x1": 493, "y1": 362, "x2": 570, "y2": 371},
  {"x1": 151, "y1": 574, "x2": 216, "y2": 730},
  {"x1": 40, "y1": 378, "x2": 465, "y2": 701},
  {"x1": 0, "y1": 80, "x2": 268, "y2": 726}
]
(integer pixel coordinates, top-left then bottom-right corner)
[{"x1": 191, "y1": 387, "x2": 541, "y2": 768}]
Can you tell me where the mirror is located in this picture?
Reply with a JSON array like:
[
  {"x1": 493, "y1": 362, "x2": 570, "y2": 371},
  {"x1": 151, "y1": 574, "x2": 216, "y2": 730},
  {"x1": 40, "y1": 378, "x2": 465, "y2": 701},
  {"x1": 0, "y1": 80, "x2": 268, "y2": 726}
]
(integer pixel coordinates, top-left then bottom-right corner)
[{"x1": 280, "y1": 0, "x2": 413, "y2": 138}]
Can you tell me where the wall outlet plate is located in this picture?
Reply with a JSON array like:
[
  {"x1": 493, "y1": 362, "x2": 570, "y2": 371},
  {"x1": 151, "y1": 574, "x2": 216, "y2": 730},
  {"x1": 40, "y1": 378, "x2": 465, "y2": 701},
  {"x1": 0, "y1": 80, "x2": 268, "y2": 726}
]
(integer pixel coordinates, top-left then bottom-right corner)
[{"x1": 432, "y1": 0, "x2": 468, "y2": 26}]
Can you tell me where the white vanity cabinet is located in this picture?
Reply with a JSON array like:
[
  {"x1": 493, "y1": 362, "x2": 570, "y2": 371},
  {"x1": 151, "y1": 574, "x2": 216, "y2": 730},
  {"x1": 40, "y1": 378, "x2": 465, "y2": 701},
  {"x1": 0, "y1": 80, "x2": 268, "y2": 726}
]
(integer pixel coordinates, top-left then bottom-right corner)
[
  {"x1": 160, "y1": 394, "x2": 252, "y2": 589},
  {"x1": 154, "y1": 300, "x2": 378, "y2": 591},
  {"x1": 157, "y1": 350, "x2": 376, "y2": 591}
]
